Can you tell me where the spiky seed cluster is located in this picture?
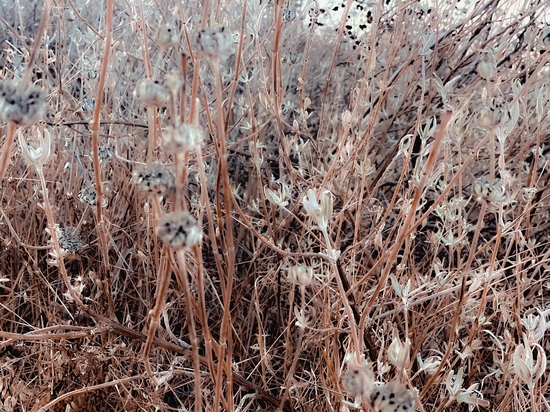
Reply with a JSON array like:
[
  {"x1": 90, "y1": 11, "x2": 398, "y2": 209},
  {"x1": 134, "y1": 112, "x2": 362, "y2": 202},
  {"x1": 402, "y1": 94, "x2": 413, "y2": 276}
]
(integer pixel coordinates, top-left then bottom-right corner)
[
  {"x1": 196, "y1": 27, "x2": 233, "y2": 56},
  {"x1": 288, "y1": 265, "x2": 314, "y2": 287},
  {"x1": 155, "y1": 24, "x2": 178, "y2": 49},
  {"x1": 97, "y1": 145, "x2": 112, "y2": 162},
  {"x1": 131, "y1": 162, "x2": 175, "y2": 196},
  {"x1": 57, "y1": 227, "x2": 83, "y2": 254},
  {"x1": 371, "y1": 381, "x2": 415, "y2": 412},
  {"x1": 156, "y1": 211, "x2": 202, "y2": 249},
  {"x1": 163, "y1": 124, "x2": 203, "y2": 153},
  {"x1": 342, "y1": 367, "x2": 374, "y2": 398},
  {"x1": 0, "y1": 81, "x2": 46, "y2": 125},
  {"x1": 134, "y1": 79, "x2": 170, "y2": 107},
  {"x1": 78, "y1": 185, "x2": 98, "y2": 206}
]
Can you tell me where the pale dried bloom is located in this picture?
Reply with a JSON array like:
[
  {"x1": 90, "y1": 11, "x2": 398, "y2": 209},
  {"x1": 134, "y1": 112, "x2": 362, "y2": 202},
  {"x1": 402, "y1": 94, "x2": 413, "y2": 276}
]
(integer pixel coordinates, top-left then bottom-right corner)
[
  {"x1": 18, "y1": 128, "x2": 52, "y2": 168},
  {"x1": 156, "y1": 211, "x2": 202, "y2": 249},
  {"x1": 388, "y1": 333, "x2": 410, "y2": 372},
  {"x1": 513, "y1": 337, "x2": 546, "y2": 389},
  {"x1": 302, "y1": 189, "x2": 333, "y2": 231},
  {"x1": 163, "y1": 124, "x2": 203, "y2": 153},
  {"x1": 131, "y1": 162, "x2": 175, "y2": 196},
  {"x1": 341, "y1": 367, "x2": 374, "y2": 398},
  {"x1": 474, "y1": 177, "x2": 507, "y2": 204},
  {"x1": 0, "y1": 81, "x2": 46, "y2": 125},
  {"x1": 134, "y1": 79, "x2": 170, "y2": 107},
  {"x1": 196, "y1": 27, "x2": 233, "y2": 57},
  {"x1": 155, "y1": 24, "x2": 178, "y2": 49},
  {"x1": 287, "y1": 265, "x2": 314, "y2": 287},
  {"x1": 477, "y1": 55, "x2": 496, "y2": 80}
]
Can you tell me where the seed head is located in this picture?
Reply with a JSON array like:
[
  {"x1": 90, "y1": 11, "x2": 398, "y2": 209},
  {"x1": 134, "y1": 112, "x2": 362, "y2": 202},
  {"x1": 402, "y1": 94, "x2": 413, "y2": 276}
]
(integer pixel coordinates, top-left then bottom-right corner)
[
  {"x1": 342, "y1": 367, "x2": 374, "y2": 398},
  {"x1": 197, "y1": 27, "x2": 233, "y2": 57},
  {"x1": 156, "y1": 211, "x2": 202, "y2": 249},
  {"x1": 155, "y1": 23, "x2": 178, "y2": 49},
  {"x1": 131, "y1": 162, "x2": 175, "y2": 196},
  {"x1": 78, "y1": 185, "x2": 99, "y2": 206},
  {"x1": 163, "y1": 124, "x2": 203, "y2": 153},
  {"x1": 0, "y1": 81, "x2": 46, "y2": 126},
  {"x1": 288, "y1": 265, "x2": 314, "y2": 287},
  {"x1": 134, "y1": 79, "x2": 170, "y2": 107}
]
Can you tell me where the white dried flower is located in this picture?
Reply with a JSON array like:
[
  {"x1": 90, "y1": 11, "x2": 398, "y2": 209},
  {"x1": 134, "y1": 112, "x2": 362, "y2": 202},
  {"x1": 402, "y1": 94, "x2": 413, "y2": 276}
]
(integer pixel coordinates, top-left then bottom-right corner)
[
  {"x1": 474, "y1": 177, "x2": 507, "y2": 204},
  {"x1": 156, "y1": 211, "x2": 202, "y2": 249},
  {"x1": 155, "y1": 23, "x2": 178, "y2": 49},
  {"x1": 0, "y1": 81, "x2": 46, "y2": 126},
  {"x1": 287, "y1": 265, "x2": 314, "y2": 287},
  {"x1": 134, "y1": 79, "x2": 170, "y2": 107},
  {"x1": 196, "y1": 27, "x2": 233, "y2": 57},
  {"x1": 163, "y1": 124, "x2": 203, "y2": 153},
  {"x1": 131, "y1": 162, "x2": 175, "y2": 196},
  {"x1": 18, "y1": 127, "x2": 52, "y2": 168},
  {"x1": 302, "y1": 189, "x2": 333, "y2": 231}
]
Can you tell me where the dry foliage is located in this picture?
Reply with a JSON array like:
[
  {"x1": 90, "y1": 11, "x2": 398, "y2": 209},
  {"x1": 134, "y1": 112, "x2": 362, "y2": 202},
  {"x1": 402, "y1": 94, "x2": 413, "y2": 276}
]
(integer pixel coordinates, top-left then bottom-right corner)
[{"x1": 1, "y1": 0, "x2": 550, "y2": 411}]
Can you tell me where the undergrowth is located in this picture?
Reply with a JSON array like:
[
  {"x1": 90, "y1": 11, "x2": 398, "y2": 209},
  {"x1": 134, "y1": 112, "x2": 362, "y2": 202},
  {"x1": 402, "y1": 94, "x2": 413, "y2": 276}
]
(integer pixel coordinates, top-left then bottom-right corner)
[{"x1": 0, "y1": 0, "x2": 550, "y2": 411}]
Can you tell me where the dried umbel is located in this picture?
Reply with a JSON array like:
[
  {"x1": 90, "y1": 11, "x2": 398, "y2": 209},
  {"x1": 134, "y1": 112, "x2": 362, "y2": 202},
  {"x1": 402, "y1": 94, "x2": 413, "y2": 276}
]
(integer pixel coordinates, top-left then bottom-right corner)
[
  {"x1": 371, "y1": 381, "x2": 415, "y2": 412},
  {"x1": 155, "y1": 23, "x2": 178, "y2": 49},
  {"x1": 134, "y1": 79, "x2": 170, "y2": 107},
  {"x1": 342, "y1": 367, "x2": 374, "y2": 398},
  {"x1": 0, "y1": 81, "x2": 46, "y2": 126},
  {"x1": 156, "y1": 211, "x2": 202, "y2": 249},
  {"x1": 131, "y1": 162, "x2": 175, "y2": 196},
  {"x1": 196, "y1": 27, "x2": 233, "y2": 57},
  {"x1": 163, "y1": 124, "x2": 203, "y2": 153}
]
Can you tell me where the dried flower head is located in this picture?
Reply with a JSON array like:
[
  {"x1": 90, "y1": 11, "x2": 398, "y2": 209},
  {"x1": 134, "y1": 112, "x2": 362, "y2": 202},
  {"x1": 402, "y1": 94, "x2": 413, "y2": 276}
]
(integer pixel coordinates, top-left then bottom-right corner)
[
  {"x1": 0, "y1": 81, "x2": 46, "y2": 126},
  {"x1": 155, "y1": 23, "x2": 178, "y2": 49},
  {"x1": 197, "y1": 27, "x2": 233, "y2": 57},
  {"x1": 474, "y1": 177, "x2": 507, "y2": 204},
  {"x1": 371, "y1": 381, "x2": 415, "y2": 412},
  {"x1": 287, "y1": 265, "x2": 314, "y2": 287},
  {"x1": 131, "y1": 162, "x2": 175, "y2": 196},
  {"x1": 57, "y1": 226, "x2": 83, "y2": 254},
  {"x1": 156, "y1": 211, "x2": 202, "y2": 249},
  {"x1": 342, "y1": 367, "x2": 374, "y2": 398},
  {"x1": 134, "y1": 79, "x2": 170, "y2": 107},
  {"x1": 78, "y1": 185, "x2": 99, "y2": 206},
  {"x1": 18, "y1": 127, "x2": 52, "y2": 168},
  {"x1": 163, "y1": 124, "x2": 203, "y2": 153}
]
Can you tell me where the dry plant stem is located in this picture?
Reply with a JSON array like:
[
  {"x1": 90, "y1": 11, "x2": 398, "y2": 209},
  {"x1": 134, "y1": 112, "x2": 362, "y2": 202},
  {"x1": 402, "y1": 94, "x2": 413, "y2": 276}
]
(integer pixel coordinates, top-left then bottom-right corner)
[
  {"x1": 20, "y1": 0, "x2": 51, "y2": 88},
  {"x1": 142, "y1": 253, "x2": 172, "y2": 385},
  {"x1": 211, "y1": 56, "x2": 237, "y2": 412},
  {"x1": 364, "y1": 111, "x2": 452, "y2": 316},
  {"x1": 350, "y1": 130, "x2": 493, "y2": 297},
  {"x1": 138, "y1": 0, "x2": 153, "y2": 78},
  {"x1": 467, "y1": 221, "x2": 502, "y2": 347},
  {"x1": 38, "y1": 374, "x2": 146, "y2": 412},
  {"x1": 175, "y1": 249, "x2": 202, "y2": 412},
  {"x1": 0, "y1": 121, "x2": 16, "y2": 183}
]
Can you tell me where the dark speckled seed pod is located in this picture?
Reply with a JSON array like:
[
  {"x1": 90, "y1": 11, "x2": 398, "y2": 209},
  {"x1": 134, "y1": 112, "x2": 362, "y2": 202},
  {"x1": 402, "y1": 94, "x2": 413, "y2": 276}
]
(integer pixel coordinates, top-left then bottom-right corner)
[
  {"x1": 134, "y1": 79, "x2": 170, "y2": 107},
  {"x1": 156, "y1": 211, "x2": 202, "y2": 249},
  {"x1": 196, "y1": 27, "x2": 233, "y2": 56},
  {"x1": 131, "y1": 162, "x2": 175, "y2": 196},
  {"x1": 0, "y1": 81, "x2": 46, "y2": 126}
]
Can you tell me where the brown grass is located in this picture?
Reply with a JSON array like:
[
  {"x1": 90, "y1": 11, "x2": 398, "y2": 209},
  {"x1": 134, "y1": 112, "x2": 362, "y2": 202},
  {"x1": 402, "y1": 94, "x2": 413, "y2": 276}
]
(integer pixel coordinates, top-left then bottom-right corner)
[{"x1": 1, "y1": 0, "x2": 550, "y2": 411}]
